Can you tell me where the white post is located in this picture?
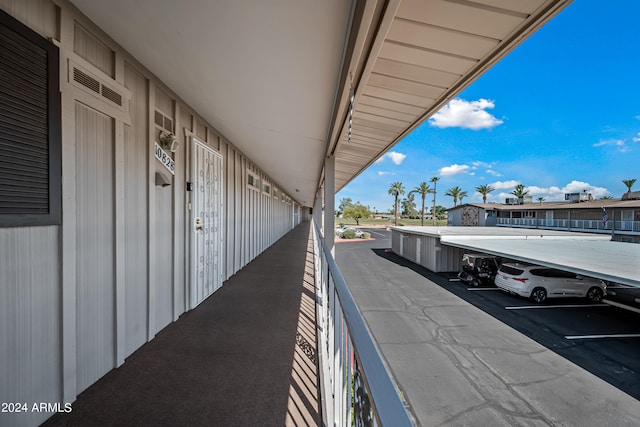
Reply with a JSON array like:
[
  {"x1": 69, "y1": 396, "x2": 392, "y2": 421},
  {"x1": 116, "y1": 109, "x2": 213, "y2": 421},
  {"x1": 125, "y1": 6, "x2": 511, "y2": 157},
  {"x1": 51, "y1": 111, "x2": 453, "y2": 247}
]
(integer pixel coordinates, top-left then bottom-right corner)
[{"x1": 324, "y1": 156, "x2": 335, "y2": 255}]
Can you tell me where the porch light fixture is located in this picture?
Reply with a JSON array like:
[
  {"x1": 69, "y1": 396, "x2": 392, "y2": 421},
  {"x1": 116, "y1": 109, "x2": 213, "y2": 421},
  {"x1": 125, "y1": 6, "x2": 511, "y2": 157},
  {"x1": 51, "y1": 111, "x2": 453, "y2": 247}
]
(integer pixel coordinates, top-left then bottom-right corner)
[{"x1": 159, "y1": 130, "x2": 179, "y2": 152}]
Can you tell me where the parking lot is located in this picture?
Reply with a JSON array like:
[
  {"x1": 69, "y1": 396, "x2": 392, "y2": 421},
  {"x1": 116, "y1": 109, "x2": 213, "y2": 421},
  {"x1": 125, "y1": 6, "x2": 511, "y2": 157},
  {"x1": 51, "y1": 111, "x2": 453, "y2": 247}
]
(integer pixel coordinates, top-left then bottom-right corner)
[
  {"x1": 441, "y1": 272, "x2": 640, "y2": 400},
  {"x1": 335, "y1": 227, "x2": 640, "y2": 426}
]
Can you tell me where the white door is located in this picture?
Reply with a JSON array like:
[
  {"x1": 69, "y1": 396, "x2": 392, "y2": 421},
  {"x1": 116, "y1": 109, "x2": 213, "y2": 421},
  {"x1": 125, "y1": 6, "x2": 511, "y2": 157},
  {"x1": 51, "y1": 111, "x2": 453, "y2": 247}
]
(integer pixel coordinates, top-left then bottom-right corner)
[
  {"x1": 191, "y1": 138, "x2": 224, "y2": 308},
  {"x1": 546, "y1": 211, "x2": 553, "y2": 227}
]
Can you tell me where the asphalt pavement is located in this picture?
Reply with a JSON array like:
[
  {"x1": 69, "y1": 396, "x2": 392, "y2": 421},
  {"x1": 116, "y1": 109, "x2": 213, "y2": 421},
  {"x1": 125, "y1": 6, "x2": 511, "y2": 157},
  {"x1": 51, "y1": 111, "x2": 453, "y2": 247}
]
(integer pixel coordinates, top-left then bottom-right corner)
[{"x1": 335, "y1": 228, "x2": 640, "y2": 427}]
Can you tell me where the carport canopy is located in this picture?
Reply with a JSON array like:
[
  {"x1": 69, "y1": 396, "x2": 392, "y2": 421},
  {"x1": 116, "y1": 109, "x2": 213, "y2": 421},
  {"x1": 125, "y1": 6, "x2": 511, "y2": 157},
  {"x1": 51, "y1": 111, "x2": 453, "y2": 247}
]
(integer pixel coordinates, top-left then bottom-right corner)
[{"x1": 394, "y1": 227, "x2": 640, "y2": 288}]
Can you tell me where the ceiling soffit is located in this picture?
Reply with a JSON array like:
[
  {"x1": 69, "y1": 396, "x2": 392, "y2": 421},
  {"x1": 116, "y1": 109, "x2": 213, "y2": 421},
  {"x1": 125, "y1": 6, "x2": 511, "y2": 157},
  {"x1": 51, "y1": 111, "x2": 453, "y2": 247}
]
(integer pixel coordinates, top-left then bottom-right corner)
[{"x1": 331, "y1": 0, "x2": 571, "y2": 193}]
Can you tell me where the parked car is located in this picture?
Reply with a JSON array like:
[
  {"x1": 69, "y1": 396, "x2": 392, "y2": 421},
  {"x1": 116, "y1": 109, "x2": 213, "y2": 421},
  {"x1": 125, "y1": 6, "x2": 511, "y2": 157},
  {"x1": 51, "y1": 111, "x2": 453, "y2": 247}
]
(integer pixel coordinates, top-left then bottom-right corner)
[
  {"x1": 495, "y1": 262, "x2": 606, "y2": 303},
  {"x1": 335, "y1": 227, "x2": 363, "y2": 239},
  {"x1": 457, "y1": 254, "x2": 499, "y2": 287}
]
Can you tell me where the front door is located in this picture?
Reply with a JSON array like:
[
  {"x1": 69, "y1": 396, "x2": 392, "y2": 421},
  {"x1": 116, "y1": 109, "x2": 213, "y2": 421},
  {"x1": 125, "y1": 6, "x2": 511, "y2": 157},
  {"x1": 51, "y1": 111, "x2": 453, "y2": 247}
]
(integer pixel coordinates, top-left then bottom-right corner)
[
  {"x1": 546, "y1": 211, "x2": 553, "y2": 227},
  {"x1": 191, "y1": 138, "x2": 224, "y2": 308}
]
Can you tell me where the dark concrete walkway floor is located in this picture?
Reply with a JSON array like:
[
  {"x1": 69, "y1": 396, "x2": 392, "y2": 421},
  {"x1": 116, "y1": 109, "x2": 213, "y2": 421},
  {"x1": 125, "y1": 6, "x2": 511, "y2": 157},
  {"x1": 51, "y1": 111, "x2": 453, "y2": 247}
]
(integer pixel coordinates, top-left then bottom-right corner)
[{"x1": 43, "y1": 222, "x2": 321, "y2": 427}]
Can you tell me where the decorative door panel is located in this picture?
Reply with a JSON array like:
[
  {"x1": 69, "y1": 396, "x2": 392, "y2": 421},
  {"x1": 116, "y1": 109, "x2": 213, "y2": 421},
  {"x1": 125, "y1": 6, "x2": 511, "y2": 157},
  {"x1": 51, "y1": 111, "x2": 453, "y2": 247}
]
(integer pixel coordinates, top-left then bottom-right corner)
[{"x1": 191, "y1": 138, "x2": 224, "y2": 308}]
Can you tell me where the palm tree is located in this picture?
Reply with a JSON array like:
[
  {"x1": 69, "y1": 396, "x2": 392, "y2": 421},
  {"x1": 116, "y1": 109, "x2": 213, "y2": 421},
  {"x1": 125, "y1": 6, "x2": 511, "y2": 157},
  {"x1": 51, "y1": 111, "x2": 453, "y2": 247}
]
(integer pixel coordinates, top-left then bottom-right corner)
[
  {"x1": 475, "y1": 184, "x2": 495, "y2": 204},
  {"x1": 622, "y1": 179, "x2": 636, "y2": 196},
  {"x1": 445, "y1": 186, "x2": 468, "y2": 207},
  {"x1": 430, "y1": 176, "x2": 440, "y2": 225},
  {"x1": 512, "y1": 184, "x2": 529, "y2": 198},
  {"x1": 388, "y1": 181, "x2": 405, "y2": 226},
  {"x1": 409, "y1": 182, "x2": 432, "y2": 226},
  {"x1": 537, "y1": 197, "x2": 545, "y2": 205}
]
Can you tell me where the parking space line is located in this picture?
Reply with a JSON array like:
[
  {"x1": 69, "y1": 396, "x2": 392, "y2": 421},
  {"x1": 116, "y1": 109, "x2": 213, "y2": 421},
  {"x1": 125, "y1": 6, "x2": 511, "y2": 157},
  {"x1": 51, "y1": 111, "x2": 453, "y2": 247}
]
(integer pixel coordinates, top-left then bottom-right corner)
[
  {"x1": 467, "y1": 288, "x2": 502, "y2": 291},
  {"x1": 448, "y1": 278, "x2": 461, "y2": 282},
  {"x1": 505, "y1": 304, "x2": 608, "y2": 310},
  {"x1": 603, "y1": 299, "x2": 640, "y2": 315},
  {"x1": 565, "y1": 334, "x2": 640, "y2": 340},
  {"x1": 366, "y1": 230, "x2": 387, "y2": 237}
]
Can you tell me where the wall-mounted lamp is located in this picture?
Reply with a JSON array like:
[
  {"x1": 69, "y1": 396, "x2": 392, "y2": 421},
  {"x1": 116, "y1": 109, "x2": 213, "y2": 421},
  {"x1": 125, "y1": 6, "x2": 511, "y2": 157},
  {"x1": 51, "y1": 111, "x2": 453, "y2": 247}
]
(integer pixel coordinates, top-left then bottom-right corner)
[
  {"x1": 155, "y1": 171, "x2": 172, "y2": 187},
  {"x1": 159, "y1": 130, "x2": 179, "y2": 152}
]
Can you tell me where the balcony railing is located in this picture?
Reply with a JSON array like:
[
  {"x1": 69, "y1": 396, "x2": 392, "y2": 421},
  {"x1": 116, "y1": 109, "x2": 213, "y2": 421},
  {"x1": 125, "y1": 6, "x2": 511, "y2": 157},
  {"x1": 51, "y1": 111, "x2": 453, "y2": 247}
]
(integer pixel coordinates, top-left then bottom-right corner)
[
  {"x1": 496, "y1": 218, "x2": 640, "y2": 233},
  {"x1": 312, "y1": 220, "x2": 413, "y2": 427}
]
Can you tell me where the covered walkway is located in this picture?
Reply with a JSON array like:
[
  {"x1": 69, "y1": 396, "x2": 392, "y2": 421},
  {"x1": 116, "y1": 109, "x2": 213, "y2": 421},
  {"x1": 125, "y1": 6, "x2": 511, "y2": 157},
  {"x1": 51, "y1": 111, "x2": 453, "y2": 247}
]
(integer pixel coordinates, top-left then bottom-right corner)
[{"x1": 42, "y1": 222, "x2": 320, "y2": 427}]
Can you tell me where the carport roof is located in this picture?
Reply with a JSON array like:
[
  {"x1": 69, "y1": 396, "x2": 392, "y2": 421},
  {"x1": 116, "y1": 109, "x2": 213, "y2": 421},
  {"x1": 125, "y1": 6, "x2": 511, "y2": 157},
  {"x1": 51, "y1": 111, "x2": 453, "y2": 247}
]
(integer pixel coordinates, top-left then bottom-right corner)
[{"x1": 391, "y1": 226, "x2": 640, "y2": 288}]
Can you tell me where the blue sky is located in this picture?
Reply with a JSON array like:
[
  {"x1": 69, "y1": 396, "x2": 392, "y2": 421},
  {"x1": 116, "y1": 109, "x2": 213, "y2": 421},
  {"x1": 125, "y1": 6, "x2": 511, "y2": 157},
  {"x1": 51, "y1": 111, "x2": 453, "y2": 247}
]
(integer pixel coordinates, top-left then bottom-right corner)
[{"x1": 337, "y1": 1, "x2": 640, "y2": 212}]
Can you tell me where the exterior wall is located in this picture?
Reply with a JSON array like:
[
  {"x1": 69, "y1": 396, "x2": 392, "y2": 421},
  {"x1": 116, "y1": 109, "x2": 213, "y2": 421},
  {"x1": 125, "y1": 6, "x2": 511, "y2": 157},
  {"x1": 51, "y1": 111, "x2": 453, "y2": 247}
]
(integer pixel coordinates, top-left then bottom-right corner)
[
  {"x1": 448, "y1": 206, "x2": 491, "y2": 227},
  {"x1": 0, "y1": 2, "x2": 302, "y2": 426},
  {"x1": 391, "y1": 229, "x2": 466, "y2": 273}
]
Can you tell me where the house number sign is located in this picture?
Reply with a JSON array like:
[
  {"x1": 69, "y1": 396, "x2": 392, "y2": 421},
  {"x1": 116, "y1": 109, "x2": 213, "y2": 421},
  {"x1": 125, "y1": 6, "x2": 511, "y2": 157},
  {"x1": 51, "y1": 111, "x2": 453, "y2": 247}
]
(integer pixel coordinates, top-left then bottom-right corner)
[{"x1": 155, "y1": 142, "x2": 175, "y2": 175}]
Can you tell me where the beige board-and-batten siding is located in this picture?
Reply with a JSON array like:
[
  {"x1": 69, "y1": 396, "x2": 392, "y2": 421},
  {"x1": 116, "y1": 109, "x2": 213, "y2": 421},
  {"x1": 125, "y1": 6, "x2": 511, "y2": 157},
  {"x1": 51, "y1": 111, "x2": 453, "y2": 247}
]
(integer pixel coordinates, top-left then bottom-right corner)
[{"x1": 0, "y1": 2, "x2": 301, "y2": 426}]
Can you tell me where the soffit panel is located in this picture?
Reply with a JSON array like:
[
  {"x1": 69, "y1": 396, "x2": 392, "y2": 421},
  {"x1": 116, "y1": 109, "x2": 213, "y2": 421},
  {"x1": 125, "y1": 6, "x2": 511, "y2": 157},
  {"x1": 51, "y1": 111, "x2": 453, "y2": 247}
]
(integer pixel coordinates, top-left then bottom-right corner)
[
  {"x1": 367, "y1": 73, "x2": 446, "y2": 99},
  {"x1": 373, "y1": 58, "x2": 460, "y2": 88},
  {"x1": 387, "y1": 18, "x2": 499, "y2": 59},
  {"x1": 379, "y1": 42, "x2": 477, "y2": 75},
  {"x1": 363, "y1": 86, "x2": 435, "y2": 108},
  {"x1": 359, "y1": 95, "x2": 426, "y2": 116},
  {"x1": 473, "y1": 0, "x2": 550, "y2": 15},
  {"x1": 357, "y1": 109, "x2": 414, "y2": 125},
  {"x1": 352, "y1": 116, "x2": 406, "y2": 134},
  {"x1": 396, "y1": 0, "x2": 527, "y2": 39},
  {"x1": 333, "y1": 0, "x2": 570, "y2": 193}
]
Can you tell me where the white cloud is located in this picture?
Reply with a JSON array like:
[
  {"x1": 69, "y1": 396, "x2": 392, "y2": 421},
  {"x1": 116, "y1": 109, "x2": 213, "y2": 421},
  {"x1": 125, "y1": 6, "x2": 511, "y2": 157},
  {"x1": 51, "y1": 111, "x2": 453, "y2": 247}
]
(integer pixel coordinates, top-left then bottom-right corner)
[
  {"x1": 559, "y1": 180, "x2": 609, "y2": 199},
  {"x1": 471, "y1": 161, "x2": 493, "y2": 170},
  {"x1": 486, "y1": 169, "x2": 501, "y2": 177},
  {"x1": 490, "y1": 180, "x2": 610, "y2": 202},
  {"x1": 387, "y1": 151, "x2": 406, "y2": 165},
  {"x1": 439, "y1": 164, "x2": 470, "y2": 176},
  {"x1": 593, "y1": 138, "x2": 628, "y2": 152},
  {"x1": 489, "y1": 180, "x2": 520, "y2": 190},
  {"x1": 376, "y1": 151, "x2": 406, "y2": 165},
  {"x1": 633, "y1": 132, "x2": 640, "y2": 142},
  {"x1": 429, "y1": 98, "x2": 503, "y2": 130},
  {"x1": 378, "y1": 171, "x2": 393, "y2": 176}
]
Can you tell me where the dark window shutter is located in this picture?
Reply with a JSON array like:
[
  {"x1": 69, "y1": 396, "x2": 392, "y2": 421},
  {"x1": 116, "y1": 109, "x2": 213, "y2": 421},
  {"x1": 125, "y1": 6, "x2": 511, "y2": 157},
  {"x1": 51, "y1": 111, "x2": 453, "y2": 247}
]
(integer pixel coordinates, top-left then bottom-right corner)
[{"x1": 0, "y1": 9, "x2": 61, "y2": 227}]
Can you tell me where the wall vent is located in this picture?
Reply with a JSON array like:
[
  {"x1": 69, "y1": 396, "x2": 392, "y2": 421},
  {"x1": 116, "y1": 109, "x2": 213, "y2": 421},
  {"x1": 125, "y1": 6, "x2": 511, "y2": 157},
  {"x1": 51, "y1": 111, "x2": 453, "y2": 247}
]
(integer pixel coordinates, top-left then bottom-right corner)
[
  {"x1": 101, "y1": 85, "x2": 122, "y2": 106},
  {"x1": 154, "y1": 109, "x2": 173, "y2": 132},
  {"x1": 69, "y1": 60, "x2": 128, "y2": 110},
  {"x1": 73, "y1": 67, "x2": 100, "y2": 94}
]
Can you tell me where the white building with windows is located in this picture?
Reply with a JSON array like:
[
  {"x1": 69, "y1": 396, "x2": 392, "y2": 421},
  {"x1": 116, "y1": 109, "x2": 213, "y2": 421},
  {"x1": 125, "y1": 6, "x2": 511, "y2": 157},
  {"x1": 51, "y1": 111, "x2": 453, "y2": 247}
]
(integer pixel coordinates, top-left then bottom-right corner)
[{"x1": 447, "y1": 196, "x2": 640, "y2": 243}]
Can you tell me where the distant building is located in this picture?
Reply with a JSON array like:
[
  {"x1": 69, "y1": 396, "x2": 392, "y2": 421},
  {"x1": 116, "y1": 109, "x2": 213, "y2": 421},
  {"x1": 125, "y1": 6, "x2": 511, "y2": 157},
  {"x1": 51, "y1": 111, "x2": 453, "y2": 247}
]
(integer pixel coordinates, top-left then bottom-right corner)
[{"x1": 447, "y1": 193, "x2": 640, "y2": 243}]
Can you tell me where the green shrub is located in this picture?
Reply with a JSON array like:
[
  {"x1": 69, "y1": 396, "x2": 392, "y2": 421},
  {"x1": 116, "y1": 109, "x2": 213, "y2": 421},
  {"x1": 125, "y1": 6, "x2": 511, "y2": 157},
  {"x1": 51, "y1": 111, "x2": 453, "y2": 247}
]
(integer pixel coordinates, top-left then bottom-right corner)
[
  {"x1": 361, "y1": 232, "x2": 371, "y2": 239},
  {"x1": 342, "y1": 229, "x2": 356, "y2": 239},
  {"x1": 339, "y1": 222, "x2": 345, "y2": 228}
]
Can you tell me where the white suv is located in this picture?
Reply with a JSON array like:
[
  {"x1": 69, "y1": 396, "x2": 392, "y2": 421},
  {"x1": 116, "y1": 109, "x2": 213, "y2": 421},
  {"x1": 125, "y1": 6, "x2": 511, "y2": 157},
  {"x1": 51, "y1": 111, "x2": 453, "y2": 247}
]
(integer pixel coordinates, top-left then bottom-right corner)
[{"x1": 495, "y1": 263, "x2": 606, "y2": 304}]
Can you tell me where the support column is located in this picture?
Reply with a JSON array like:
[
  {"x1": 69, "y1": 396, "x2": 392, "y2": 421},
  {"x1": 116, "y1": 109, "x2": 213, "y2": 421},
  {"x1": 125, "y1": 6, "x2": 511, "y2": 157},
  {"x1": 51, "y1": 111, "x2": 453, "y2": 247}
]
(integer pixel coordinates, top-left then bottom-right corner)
[{"x1": 324, "y1": 156, "x2": 335, "y2": 255}]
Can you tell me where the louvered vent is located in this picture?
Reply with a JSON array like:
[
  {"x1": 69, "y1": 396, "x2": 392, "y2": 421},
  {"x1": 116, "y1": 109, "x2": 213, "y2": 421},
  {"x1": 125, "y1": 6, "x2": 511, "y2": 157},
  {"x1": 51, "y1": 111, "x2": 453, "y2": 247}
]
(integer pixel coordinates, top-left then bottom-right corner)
[
  {"x1": 101, "y1": 85, "x2": 122, "y2": 106},
  {"x1": 154, "y1": 110, "x2": 173, "y2": 132},
  {"x1": 73, "y1": 67, "x2": 99, "y2": 93},
  {"x1": 70, "y1": 62, "x2": 126, "y2": 109}
]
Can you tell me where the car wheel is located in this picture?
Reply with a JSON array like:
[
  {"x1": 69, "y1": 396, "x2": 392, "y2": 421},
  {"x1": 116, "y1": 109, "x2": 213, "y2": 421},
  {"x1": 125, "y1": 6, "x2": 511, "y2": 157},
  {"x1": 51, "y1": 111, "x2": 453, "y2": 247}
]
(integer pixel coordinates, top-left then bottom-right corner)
[
  {"x1": 530, "y1": 287, "x2": 547, "y2": 304},
  {"x1": 472, "y1": 279, "x2": 480, "y2": 287},
  {"x1": 586, "y1": 287, "x2": 604, "y2": 303}
]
